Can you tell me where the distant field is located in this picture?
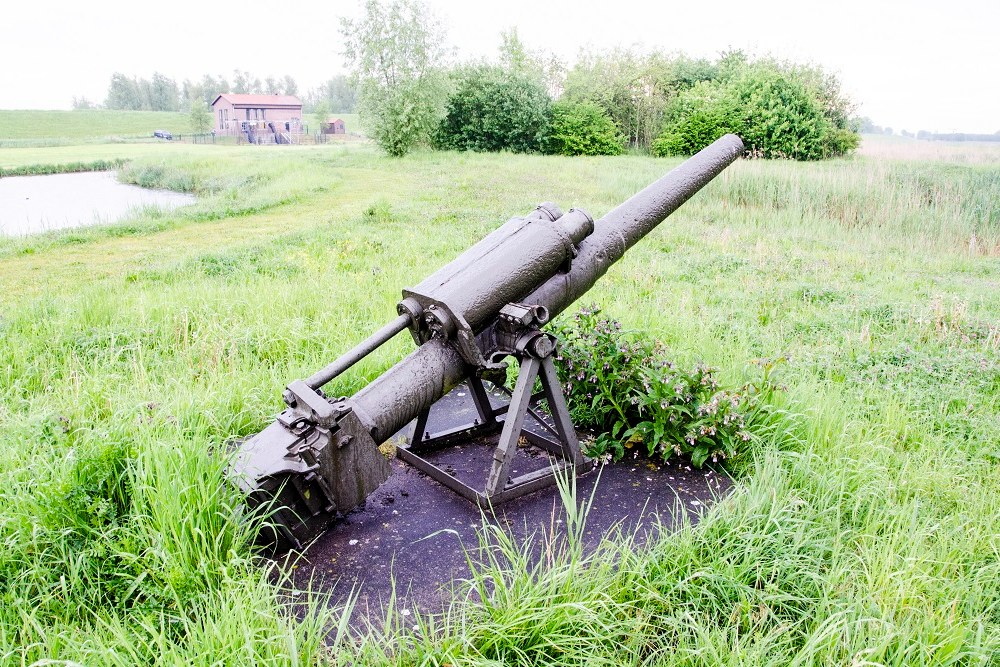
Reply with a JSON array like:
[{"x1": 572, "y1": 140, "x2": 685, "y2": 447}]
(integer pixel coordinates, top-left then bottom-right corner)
[
  {"x1": 0, "y1": 109, "x2": 191, "y2": 143},
  {"x1": 860, "y1": 133, "x2": 1000, "y2": 163}
]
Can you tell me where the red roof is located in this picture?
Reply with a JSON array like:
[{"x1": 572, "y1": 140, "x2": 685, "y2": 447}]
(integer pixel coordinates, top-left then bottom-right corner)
[{"x1": 212, "y1": 93, "x2": 302, "y2": 108}]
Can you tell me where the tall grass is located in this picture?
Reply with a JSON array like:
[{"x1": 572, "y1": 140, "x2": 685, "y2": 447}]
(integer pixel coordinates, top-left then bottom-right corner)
[
  {"x1": 347, "y1": 421, "x2": 999, "y2": 665},
  {"x1": 1, "y1": 141, "x2": 998, "y2": 664},
  {"x1": 0, "y1": 158, "x2": 128, "y2": 177}
]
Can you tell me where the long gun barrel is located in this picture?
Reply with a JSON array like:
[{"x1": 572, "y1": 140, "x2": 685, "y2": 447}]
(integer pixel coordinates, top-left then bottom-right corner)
[{"x1": 231, "y1": 134, "x2": 744, "y2": 548}]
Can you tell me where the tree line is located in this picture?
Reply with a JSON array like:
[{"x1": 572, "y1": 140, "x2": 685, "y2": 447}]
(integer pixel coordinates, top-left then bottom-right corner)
[
  {"x1": 342, "y1": 0, "x2": 861, "y2": 160},
  {"x1": 96, "y1": 71, "x2": 300, "y2": 112},
  {"x1": 857, "y1": 118, "x2": 1000, "y2": 142},
  {"x1": 80, "y1": 71, "x2": 358, "y2": 115}
]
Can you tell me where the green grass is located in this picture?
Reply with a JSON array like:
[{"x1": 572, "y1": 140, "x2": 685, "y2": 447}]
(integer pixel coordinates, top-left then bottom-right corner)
[
  {"x1": 0, "y1": 143, "x2": 220, "y2": 169},
  {"x1": 0, "y1": 138, "x2": 998, "y2": 664},
  {"x1": 0, "y1": 158, "x2": 129, "y2": 177},
  {"x1": 0, "y1": 109, "x2": 191, "y2": 145}
]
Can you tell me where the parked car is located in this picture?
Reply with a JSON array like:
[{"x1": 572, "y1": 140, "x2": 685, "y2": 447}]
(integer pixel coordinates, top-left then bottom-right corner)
[{"x1": 153, "y1": 130, "x2": 173, "y2": 140}]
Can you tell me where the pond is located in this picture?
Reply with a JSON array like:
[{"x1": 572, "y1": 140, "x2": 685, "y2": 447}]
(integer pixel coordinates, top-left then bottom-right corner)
[{"x1": 0, "y1": 171, "x2": 195, "y2": 236}]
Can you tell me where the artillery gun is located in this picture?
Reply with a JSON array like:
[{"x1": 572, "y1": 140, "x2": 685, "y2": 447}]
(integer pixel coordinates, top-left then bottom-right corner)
[{"x1": 231, "y1": 134, "x2": 745, "y2": 548}]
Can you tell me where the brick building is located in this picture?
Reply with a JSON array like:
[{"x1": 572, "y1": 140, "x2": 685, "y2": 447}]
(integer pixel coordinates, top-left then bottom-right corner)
[{"x1": 211, "y1": 93, "x2": 303, "y2": 142}]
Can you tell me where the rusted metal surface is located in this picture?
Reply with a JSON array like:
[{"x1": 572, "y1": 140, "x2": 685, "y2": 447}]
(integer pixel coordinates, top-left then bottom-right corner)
[{"x1": 230, "y1": 134, "x2": 744, "y2": 548}]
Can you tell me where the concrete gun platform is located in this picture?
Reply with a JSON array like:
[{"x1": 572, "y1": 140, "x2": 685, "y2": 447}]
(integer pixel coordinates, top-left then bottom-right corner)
[{"x1": 286, "y1": 383, "x2": 732, "y2": 617}]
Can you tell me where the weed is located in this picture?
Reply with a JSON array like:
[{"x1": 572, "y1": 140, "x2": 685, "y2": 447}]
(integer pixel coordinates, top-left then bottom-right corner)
[{"x1": 551, "y1": 307, "x2": 783, "y2": 467}]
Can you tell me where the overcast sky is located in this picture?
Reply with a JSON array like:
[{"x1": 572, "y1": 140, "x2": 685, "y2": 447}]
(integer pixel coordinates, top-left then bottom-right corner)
[{"x1": 2, "y1": 0, "x2": 998, "y2": 134}]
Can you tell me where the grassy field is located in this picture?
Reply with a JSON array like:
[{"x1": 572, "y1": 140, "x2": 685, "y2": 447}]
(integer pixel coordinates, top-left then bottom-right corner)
[
  {"x1": 0, "y1": 110, "x2": 191, "y2": 145},
  {"x1": 0, "y1": 137, "x2": 998, "y2": 665},
  {"x1": 859, "y1": 133, "x2": 1000, "y2": 164}
]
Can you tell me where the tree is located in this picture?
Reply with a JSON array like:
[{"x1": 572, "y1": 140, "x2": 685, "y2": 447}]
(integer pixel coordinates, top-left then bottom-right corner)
[
  {"x1": 313, "y1": 100, "x2": 330, "y2": 135},
  {"x1": 499, "y1": 28, "x2": 532, "y2": 73},
  {"x1": 105, "y1": 73, "x2": 143, "y2": 110},
  {"x1": 233, "y1": 70, "x2": 262, "y2": 94},
  {"x1": 182, "y1": 79, "x2": 206, "y2": 109},
  {"x1": 306, "y1": 75, "x2": 357, "y2": 113},
  {"x1": 150, "y1": 72, "x2": 180, "y2": 111},
  {"x1": 651, "y1": 81, "x2": 739, "y2": 157},
  {"x1": 189, "y1": 98, "x2": 212, "y2": 134},
  {"x1": 72, "y1": 96, "x2": 96, "y2": 110},
  {"x1": 136, "y1": 78, "x2": 154, "y2": 110},
  {"x1": 563, "y1": 50, "x2": 718, "y2": 151},
  {"x1": 184, "y1": 74, "x2": 230, "y2": 107},
  {"x1": 434, "y1": 66, "x2": 551, "y2": 153},
  {"x1": 202, "y1": 74, "x2": 230, "y2": 102},
  {"x1": 340, "y1": 0, "x2": 450, "y2": 156},
  {"x1": 563, "y1": 50, "x2": 669, "y2": 151},
  {"x1": 498, "y1": 27, "x2": 564, "y2": 97}
]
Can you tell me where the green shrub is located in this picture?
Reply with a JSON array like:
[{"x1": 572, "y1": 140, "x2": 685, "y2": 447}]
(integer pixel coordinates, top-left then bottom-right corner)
[
  {"x1": 434, "y1": 66, "x2": 551, "y2": 153},
  {"x1": 551, "y1": 307, "x2": 781, "y2": 466},
  {"x1": 652, "y1": 61, "x2": 859, "y2": 160},
  {"x1": 545, "y1": 101, "x2": 625, "y2": 156},
  {"x1": 364, "y1": 79, "x2": 448, "y2": 157},
  {"x1": 732, "y1": 65, "x2": 845, "y2": 160},
  {"x1": 651, "y1": 81, "x2": 739, "y2": 157}
]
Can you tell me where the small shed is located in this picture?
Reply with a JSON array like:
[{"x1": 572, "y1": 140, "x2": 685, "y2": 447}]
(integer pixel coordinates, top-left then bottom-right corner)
[{"x1": 323, "y1": 117, "x2": 347, "y2": 135}]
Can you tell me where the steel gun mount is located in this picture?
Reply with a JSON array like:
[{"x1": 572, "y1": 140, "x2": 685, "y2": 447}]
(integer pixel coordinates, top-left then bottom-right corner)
[{"x1": 231, "y1": 134, "x2": 745, "y2": 548}]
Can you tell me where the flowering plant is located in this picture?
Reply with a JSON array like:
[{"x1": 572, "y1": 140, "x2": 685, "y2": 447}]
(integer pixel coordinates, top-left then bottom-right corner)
[{"x1": 551, "y1": 307, "x2": 782, "y2": 467}]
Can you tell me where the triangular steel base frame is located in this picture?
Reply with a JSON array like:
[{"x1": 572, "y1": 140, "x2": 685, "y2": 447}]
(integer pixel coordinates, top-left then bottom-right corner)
[{"x1": 396, "y1": 355, "x2": 587, "y2": 506}]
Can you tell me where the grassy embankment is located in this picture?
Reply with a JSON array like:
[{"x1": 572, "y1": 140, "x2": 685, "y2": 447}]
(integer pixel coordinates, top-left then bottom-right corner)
[
  {"x1": 0, "y1": 136, "x2": 998, "y2": 665},
  {"x1": 0, "y1": 110, "x2": 363, "y2": 150},
  {"x1": 0, "y1": 110, "x2": 190, "y2": 147}
]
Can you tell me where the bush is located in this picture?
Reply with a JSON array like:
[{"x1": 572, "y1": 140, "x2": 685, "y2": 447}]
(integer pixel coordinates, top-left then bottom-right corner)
[
  {"x1": 364, "y1": 80, "x2": 447, "y2": 157},
  {"x1": 545, "y1": 101, "x2": 624, "y2": 156},
  {"x1": 434, "y1": 66, "x2": 551, "y2": 153},
  {"x1": 652, "y1": 61, "x2": 859, "y2": 160},
  {"x1": 551, "y1": 307, "x2": 781, "y2": 467},
  {"x1": 651, "y1": 81, "x2": 739, "y2": 157}
]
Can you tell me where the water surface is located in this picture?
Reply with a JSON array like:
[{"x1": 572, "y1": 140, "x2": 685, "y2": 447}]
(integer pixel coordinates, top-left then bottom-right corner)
[{"x1": 0, "y1": 171, "x2": 195, "y2": 236}]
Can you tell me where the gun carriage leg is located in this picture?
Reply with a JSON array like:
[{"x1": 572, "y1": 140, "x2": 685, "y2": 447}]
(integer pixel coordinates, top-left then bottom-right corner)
[{"x1": 397, "y1": 325, "x2": 588, "y2": 507}]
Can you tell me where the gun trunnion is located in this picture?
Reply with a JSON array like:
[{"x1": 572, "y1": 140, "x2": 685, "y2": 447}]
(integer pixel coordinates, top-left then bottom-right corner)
[{"x1": 231, "y1": 134, "x2": 745, "y2": 548}]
